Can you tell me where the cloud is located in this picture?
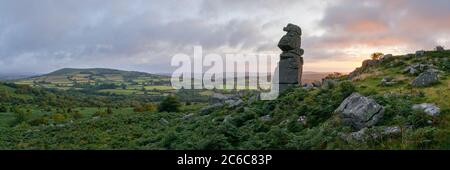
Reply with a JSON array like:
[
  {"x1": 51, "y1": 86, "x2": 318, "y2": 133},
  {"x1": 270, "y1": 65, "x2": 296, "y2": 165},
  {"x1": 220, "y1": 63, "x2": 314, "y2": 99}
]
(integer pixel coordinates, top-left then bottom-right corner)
[
  {"x1": 0, "y1": 0, "x2": 449, "y2": 74},
  {"x1": 312, "y1": 0, "x2": 450, "y2": 52},
  {"x1": 1, "y1": 0, "x2": 306, "y2": 73}
]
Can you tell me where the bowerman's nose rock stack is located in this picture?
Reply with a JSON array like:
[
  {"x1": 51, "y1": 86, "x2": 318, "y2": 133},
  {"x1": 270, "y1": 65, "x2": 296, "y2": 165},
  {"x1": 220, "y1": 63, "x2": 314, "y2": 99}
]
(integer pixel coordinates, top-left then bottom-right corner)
[{"x1": 277, "y1": 23, "x2": 304, "y2": 92}]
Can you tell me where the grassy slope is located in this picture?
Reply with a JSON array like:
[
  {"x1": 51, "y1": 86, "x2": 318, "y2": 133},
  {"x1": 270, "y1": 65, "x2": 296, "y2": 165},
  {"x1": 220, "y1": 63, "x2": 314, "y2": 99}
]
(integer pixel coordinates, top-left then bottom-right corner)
[{"x1": 0, "y1": 51, "x2": 449, "y2": 150}]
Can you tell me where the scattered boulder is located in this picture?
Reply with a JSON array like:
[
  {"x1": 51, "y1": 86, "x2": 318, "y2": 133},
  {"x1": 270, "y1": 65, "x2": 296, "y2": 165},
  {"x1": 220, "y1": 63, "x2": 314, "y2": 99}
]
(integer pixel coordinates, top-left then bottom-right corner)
[
  {"x1": 382, "y1": 76, "x2": 394, "y2": 82},
  {"x1": 412, "y1": 103, "x2": 440, "y2": 116},
  {"x1": 302, "y1": 83, "x2": 314, "y2": 90},
  {"x1": 404, "y1": 54, "x2": 414, "y2": 59},
  {"x1": 411, "y1": 69, "x2": 439, "y2": 87},
  {"x1": 159, "y1": 118, "x2": 169, "y2": 125},
  {"x1": 182, "y1": 113, "x2": 195, "y2": 120},
  {"x1": 342, "y1": 126, "x2": 402, "y2": 142},
  {"x1": 380, "y1": 76, "x2": 396, "y2": 86},
  {"x1": 380, "y1": 54, "x2": 393, "y2": 61},
  {"x1": 297, "y1": 115, "x2": 307, "y2": 125},
  {"x1": 362, "y1": 59, "x2": 379, "y2": 68},
  {"x1": 382, "y1": 126, "x2": 402, "y2": 136},
  {"x1": 347, "y1": 59, "x2": 380, "y2": 80},
  {"x1": 223, "y1": 115, "x2": 233, "y2": 123},
  {"x1": 402, "y1": 64, "x2": 434, "y2": 75},
  {"x1": 435, "y1": 46, "x2": 445, "y2": 51},
  {"x1": 345, "y1": 128, "x2": 369, "y2": 141},
  {"x1": 211, "y1": 93, "x2": 231, "y2": 103},
  {"x1": 311, "y1": 81, "x2": 322, "y2": 87},
  {"x1": 225, "y1": 99, "x2": 243, "y2": 108},
  {"x1": 335, "y1": 93, "x2": 384, "y2": 130},
  {"x1": 403, "y1": 66, "x2": 419, "y2": 75},
  {"x1": 348, "y1": 67, "x2": 362, "y2": 80},
  {"x1": 200, "y1": 103, "x2": 223, "y2": 115},
  {"x1": 416, "y1": 50, "x2": 425, "y2": 56},
  {"x1": 260, "y1": 115, "x2": 272, "y2": 122}
]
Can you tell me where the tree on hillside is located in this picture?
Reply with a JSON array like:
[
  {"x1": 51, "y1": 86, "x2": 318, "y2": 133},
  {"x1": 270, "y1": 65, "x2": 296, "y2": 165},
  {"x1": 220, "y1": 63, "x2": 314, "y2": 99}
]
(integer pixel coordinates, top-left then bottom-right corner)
[
  {"x1": 11, "y1": 106, "x2": 31, "y2": 126},
  {"x1": 106, "y1": 107, "x2": 113, "y2": 115},
  {"x1": 370, "y1": 52, "x2": 384, "y2": 60},
  {"x1": 158, "y1": 95, "x2": 181, "y2": 112}
]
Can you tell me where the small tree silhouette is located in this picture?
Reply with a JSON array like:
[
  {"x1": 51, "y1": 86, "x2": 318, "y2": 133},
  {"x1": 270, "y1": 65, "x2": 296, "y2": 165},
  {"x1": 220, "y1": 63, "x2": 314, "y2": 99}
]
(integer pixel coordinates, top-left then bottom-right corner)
[{"x1": 370, "y1": 52, "x2": 384, "y2": 60}]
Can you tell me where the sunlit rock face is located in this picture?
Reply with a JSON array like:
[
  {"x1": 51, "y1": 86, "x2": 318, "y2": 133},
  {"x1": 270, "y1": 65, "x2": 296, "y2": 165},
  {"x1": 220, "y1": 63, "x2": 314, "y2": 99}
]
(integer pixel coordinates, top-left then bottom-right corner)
[{"x1": 275, "y1": 23, "x2": 304, "y2": 92}]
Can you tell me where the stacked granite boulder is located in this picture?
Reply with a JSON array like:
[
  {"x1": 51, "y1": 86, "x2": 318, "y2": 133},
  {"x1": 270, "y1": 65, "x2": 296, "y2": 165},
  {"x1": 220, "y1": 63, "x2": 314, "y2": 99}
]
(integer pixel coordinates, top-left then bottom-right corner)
[{"x1": 276, "y1": 23, "x2": 304, "y2": 92}]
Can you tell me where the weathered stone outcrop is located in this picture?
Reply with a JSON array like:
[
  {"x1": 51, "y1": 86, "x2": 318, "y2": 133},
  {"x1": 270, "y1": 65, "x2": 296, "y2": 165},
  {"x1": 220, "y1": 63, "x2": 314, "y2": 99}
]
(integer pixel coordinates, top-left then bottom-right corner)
[
  {"x1": 341, "y1": 126, "x2": 402, "y2": 142},
  {"x1": 412, "y1": 103, "x2": 440, "y2": 116},
  {"x1": 416, "y1": 50, "x2": 425, "y2": 56},
  {"x1": 335, "y1": 93, "x2": 384, "y2": 130},
  {"x1": 435, "y1": 46, "x2": 445, "y2": 51},
  {"x1": 380, "y1": 76, "x2": 396, "y2": 86},
  {"x1": 403, "y1": 64, "x2": 435, "y2": 75},
  {"x1": 274, "y1": 23, "x2": 304, "y2": 92},
  {"x1": 411, "y1": 69, "x2": 439, "y2": 87},
  {"x1": 348, "y1": 59, "x2": 380, "y2": 80}
]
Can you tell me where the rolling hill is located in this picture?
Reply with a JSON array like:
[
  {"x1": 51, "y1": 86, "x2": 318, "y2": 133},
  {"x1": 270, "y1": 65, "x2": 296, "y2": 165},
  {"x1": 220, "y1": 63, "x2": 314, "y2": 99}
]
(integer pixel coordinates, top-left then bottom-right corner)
[
  {"x1": 15, "y1": 68, "x2": 169, "y2": 86},
  {"x1": 10, "y1": 68, "x2": 330, "y2": 95},
  {"x1": 12, "y1": 68, "x2": 173, "y2": 95}
]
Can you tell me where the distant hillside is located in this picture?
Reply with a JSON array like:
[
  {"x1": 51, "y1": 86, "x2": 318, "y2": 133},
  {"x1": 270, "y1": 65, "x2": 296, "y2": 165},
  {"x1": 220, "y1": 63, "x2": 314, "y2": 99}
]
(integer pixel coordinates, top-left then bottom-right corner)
[
  {"x1": 9, "y1": 68, "x2": 174, "y2": 96},
  {"x1": 14, "y1": 68, "x2": 170, "y2": 88},
  {"x1": 33, "y1": 68, "x2": 166, "y2": 80},
  {"x1": 0, "y1": 73, "x2": 38, "y2": 81}
]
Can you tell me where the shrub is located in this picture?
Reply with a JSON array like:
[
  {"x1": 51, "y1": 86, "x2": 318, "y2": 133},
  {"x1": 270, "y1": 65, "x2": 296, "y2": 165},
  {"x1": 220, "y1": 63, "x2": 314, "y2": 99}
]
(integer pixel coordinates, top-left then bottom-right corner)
[
  {"x1": 133, "y1": 104, "x2": 145, "y2": 113},
  {"x1": 335, "y1": 81, "x2": 356, "y2": 99},
  {"x1": 372, "y1": 94, "x2": 414, "y2": 125},
  {"x1": 11, "y1": 108, "x2": 32, "y2": 126},
  {"x1": 0, "y1": 105, "x2": 8, "y2": 112},
  {"x1": 438, "y1": 59, "x2": 450, "y2": 72},
  {"x1": 406, "y1": 111, "x2": 430, "y2": 128},
  {"x1": 93, "y1": 109, "x2": 110, "y2": 117},
  {"x1": 52, "y1": 113, "x2": 67, "y2": 122},
  {"x1": 71, "y1": 110, "x2": 83, "y2": 119},
  {"x1": 144, "y1": 103, "x2": 158, "y2": 112},
  {"x1": 28, "y1": 116, "x2": 49, "y2": 126},
  {"x1": 106, "y1": 107, "x2": 113, "y2": 115},
  {"x1": 158, "y1": 95, "x2": 181, "y2": 112}
]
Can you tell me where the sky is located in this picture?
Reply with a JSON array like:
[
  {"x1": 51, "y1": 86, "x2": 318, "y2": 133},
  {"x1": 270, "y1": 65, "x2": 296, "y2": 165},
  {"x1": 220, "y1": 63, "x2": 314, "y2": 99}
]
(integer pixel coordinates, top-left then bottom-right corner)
[{"x1": 1, "y1": 0, "x2": 450, "y2": 74}]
